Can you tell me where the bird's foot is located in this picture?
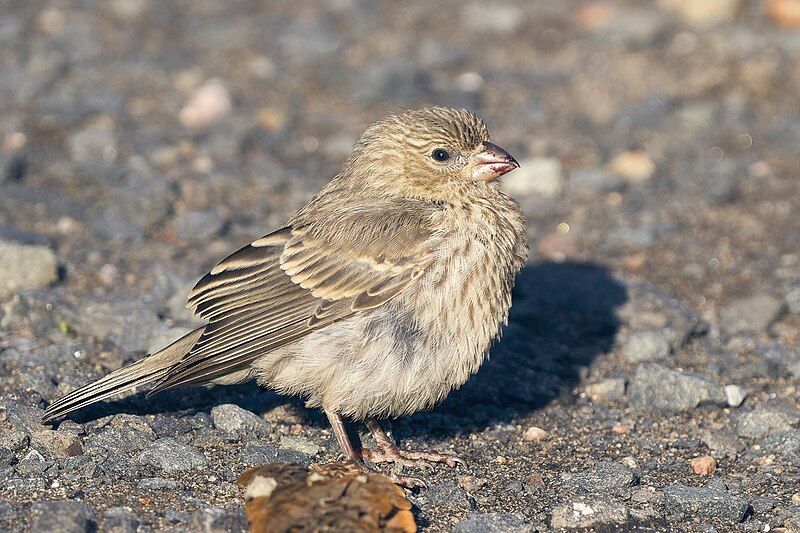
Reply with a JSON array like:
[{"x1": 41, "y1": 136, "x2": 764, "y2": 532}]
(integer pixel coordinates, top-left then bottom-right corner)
[
  {"x1": 361, "y1": 446, "x2": 463, "y2": 470},
  {"x1": 350, "y1": 458, "x2": 426, "y2": 489}
]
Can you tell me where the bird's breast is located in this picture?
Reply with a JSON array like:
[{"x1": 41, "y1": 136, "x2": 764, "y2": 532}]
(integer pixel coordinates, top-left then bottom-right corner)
[{"x1": 389, "y1": 195, "x2": 527, "y2": 400}]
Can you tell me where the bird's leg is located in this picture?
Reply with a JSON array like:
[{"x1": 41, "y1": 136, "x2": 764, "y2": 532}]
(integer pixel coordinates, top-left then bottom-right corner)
[
  {"x1": 325, "y1": 409, "x2": 360, "y2": 462},
  {"x1": 361, "y1": 418, "x2": 463, "y2": 468},
  {"x1": 324, "y1": 410, "x2": 424, "y2": 488}
]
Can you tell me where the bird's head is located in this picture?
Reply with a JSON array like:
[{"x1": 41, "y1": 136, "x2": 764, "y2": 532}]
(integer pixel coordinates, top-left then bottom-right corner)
[{"x1": 343, "y1": 107, "x2": 519, "y2": 201}]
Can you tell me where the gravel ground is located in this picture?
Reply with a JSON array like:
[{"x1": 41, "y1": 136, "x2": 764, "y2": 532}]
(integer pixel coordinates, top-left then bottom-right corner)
[{"x1": 1, "y1": 1, "x2": 799, "y2": 531}]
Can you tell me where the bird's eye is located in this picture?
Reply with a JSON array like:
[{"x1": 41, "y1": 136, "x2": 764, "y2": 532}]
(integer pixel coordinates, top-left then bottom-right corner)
[{"x1": 431, "y1": 149, "x2": 450, "y2": 162}]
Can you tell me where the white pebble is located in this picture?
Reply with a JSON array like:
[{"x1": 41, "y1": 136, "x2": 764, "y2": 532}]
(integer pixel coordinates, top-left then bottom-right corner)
[
  {"x1": 179, "y1": 79, "x2": 233, "y2": 131},
  {"x1": 724, "y1": 385, "x2": 747, "y2": 407}
]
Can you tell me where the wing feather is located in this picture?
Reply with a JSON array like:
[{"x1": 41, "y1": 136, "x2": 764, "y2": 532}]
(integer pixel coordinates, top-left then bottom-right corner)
[{"x1": 150, "y1": 198, "x2": 440, "y2": 393}]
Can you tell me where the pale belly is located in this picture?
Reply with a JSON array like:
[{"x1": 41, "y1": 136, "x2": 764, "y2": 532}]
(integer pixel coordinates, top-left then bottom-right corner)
[{"x1": 255, "y1": 307, "x2": 494, "y2": 420}]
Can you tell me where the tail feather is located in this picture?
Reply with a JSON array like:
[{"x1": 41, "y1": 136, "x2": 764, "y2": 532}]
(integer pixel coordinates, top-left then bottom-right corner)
[{"x1": 42, "y1": 326, "x2": 205, "y2": 423}]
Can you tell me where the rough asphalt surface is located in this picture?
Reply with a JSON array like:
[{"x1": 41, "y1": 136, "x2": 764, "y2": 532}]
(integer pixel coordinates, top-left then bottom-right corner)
[{"x1": 1, "y1": 1, "x2": 799, "y2": 531}]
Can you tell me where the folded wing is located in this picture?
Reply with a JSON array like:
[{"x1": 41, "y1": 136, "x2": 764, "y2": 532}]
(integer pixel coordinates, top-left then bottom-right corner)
[{"x1": 150, "y1": 198, "x2": 439, "y2": 392}]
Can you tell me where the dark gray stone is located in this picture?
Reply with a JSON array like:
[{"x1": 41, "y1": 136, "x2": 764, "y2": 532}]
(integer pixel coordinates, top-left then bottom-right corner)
[
  {"x1": 165, "y1": 509, "x2": 191, "y2": 524},
  {"x1": 58, "y1": 455, "x2": 98, "y2": 480},
  {"x1": 621, "y1": 331, "x2": 671, "y2": 362},
  {"x1": 463, "y1": 3, "x2": 524, "y2": 33},
  {"x1": 149, "y1": 265, "x2": 197, "y2": 322},
  {"x1": 628, "y1": 364, "x2": 726, "y2": 412},
  {"x1": 98, "y1": 506, "x2": 139, "y2": 533},
  {"x1": 0, "y1": 240, "x2": 58, "y2": 295},
  {"x1": 0, "y1": 225, "x2": 52, "y2": 246},
  {"x1": 278, "y1": 23, "x2": 343, "y2": 64},
  {"x1": 90, "y1": 207, "x2": 145, "y2": 242},
  {"x1": 561, "y1": 460, "x2": 639, "y2": 494},
  {"x1": 426, "y1": 481, "x2": 472, "y2": 511},
  {"x1": 416, "y1": 39, "x2": 464, "y2": 69},
  {"x1": 720, "y1": 295, "x2": 786, "y2": 335},
  {"x1": 662, "y1": 485, "x2": 749, "y2": 523},
  {"x1": 700, "y1": 430, "x2": 745, "y2": 457},
  {"x1": 279, "y1": 435, "x2": 320, "y2": 456},
  {"x1": 570, "y1": 169, "x2": 624, "y2": 192},
  {"x1": 706, "y1": 161, "x2": 741, "y2": 205},
  {"x1": 761, "y1": 430, "x2": 800, "y2": 460},
  {"x1": 18, "y1": 366, "x2": 58, "y2": 399},
  {"x1": 138, "y1": 437, "x2": 207, "y2": 472},
  {"x1": 617, "y1": 281, "x2": 703, "y2": 350},
  {"x1": 30, "y1": 430, "x2": 83, "y2": 459},
  {"x1": 0, "y1": 499, "x2": 20, "y2": 524},
  {"x1": 84, "y1": 427, "x2": 154, "y2": 458},
  {"x1": 453, "y1": 512, "x2": 529, "y2": 533},
  {"x1": 733, "y1": 406, "x2": 799, "y2": 439},
  {"x1": 550, "y1": 499, "x2": 630, "y2": 529},
  {"x1": 585, "y1": 378, "x2": 626, "y2": 400},
  {"x1": 0, "y1": 428, "x2": 29, "y2": 454},
  {"x1": 15, "y1": 449, "x2": 56, "y2": 478},
  {"x1": 750, "y1": 496, "x2": 776, "y2": 515},
  {"x1": 786, "y1": 287, "x2": 800, "y2": 315},
  {"x1": 137, "y1": 477, "x2": 184, "y2": 490},
  {"x1": 275, "y1": 448, "x2": 314, "y2": 466},
  {"x1": 0, "y1": 448, "x2": 14, "y2": 468},
  {"x1": 172, "y1": 210, "x2": 225, "y2": 241},
  {"x1": 186, "y1": 506, "x2": 247, "y2": 533},
  {"x1": 5, "y1": 403, "x2": 48, "y2": 435},
  {"x1": 350, "y1": 60, "x2": 429, "y2": 103},
  {"x1": 4, "y1": 476, "x2": 46, "y2": 492},
  {"x1": 756, "y1": 342, "x2": 800, "y2": 378},
  {"x1": 29, "y1": 500, "x2": 94, "y2": 533},
  {"x1": 71, "y1": 298, "x2": 161, "y2": 353},
  {"x1": 782, "y1": 505, "x2": 800, "y2": 531},
  {"x1": 210, "y1": 404, "x2": 268, "y2": 436},
  {"x1": 149, "y1": 414, "x2": 196, "y2": 438},
  {"x1": 239, "y1": 443, "x2": 279, "y2": 466}
]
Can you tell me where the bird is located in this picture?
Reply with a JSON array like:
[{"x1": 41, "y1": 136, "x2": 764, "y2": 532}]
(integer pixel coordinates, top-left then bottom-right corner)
[{"x1": 43, "y1": 107, "x2": 528, "y2": 487}]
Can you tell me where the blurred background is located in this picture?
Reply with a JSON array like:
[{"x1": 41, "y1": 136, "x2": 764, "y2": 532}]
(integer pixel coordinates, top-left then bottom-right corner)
[
  {"x1": 1, "y1": 0, "x2": 798, "y2": 321},
  {"x1": 1, "y1": 0, "x2": 800, "y2": 531}
]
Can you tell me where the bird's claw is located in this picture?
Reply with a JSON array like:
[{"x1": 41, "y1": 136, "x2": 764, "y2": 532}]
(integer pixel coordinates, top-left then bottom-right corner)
[
  {"x1": 349, "y1": 457, "x2": 426, "y2": 489},
  {"x1": 361, "y1": 448, "x2": 463, "y2": 469},
  {"x1": 389, "y1": 474, "x2": 426, "y2": 489}
]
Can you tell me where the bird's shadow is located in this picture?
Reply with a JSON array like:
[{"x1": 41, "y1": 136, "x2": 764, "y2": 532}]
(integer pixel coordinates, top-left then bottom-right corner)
[{"x1": 67, "y1": 261, "x2": 627, "y2": 442}]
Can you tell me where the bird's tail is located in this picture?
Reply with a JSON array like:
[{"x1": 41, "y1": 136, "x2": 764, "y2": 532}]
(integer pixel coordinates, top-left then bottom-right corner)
[{"x1": 42, "y1": 326, "x2": 205, "y2": 423}]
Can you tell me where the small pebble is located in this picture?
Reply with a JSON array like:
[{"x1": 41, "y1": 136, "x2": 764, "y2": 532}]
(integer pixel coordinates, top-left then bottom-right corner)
[
  {"x1": 138, "y1": 438, "x2": 208, "y2": 472},
  {"x1": 621, "y1": 331, "x2": 671, "y2": 362},
  {"x1": 608, "y1": 151, "x2": 655, "y2": 183},
  {"x1": 720, "y1": 295, "x2": 786, "y2": 335},
  {"x1": 586, "y1": 378, "x2": 626, "y2": 400},
  {"x1": 0, "y1": 241, "x2": 58, "y2": 294},
  {"x1": 179, "y1": 79, "x2": 232, "y2": 130},
  {"x1": 279, "y1": 435, "x2": 321, "y2": 456},
  {"x1": 690, "y1": 455, "x2": 717, "y2": 476},
  {"x1": 767, "y1": 0, "x2": 800, "y2": 27},
  {"x1": 658, "y1": 0, "x2": 741, "y2": 27},
  {"x1": 523, "y1": 426, "x2": 549, "y2": 442},
  {"x1": 724, "y1": 385, "x2": 747, "y2": 407},
  {"x1": 457, "y1": 475, "x2": 486, "y2": 493}
]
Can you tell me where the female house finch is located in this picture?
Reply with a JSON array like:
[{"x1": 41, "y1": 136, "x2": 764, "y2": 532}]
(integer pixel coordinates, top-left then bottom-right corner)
[{"x1": 44, "y1": 107, "x2": 527, "y2": 487}]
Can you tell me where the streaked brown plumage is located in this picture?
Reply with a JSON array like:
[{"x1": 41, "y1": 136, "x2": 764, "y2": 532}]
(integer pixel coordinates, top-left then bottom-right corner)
[
  {"x1": 43, "y1": 107, "x2": 527, "y2": 487},
  {"x1": 238, "y1": 462, "x2": 417, "y2": 532}
]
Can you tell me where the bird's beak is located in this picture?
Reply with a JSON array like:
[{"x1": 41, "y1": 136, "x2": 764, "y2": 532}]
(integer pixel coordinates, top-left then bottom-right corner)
[{"x1": 471, "y1": 141, "x2": 520, "y2": 182}]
